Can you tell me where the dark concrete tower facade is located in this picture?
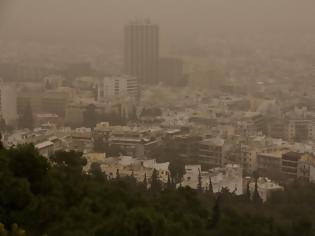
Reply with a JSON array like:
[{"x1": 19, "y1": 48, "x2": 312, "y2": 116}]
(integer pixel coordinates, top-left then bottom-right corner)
[{"x1": 124, "y1": 20, "x2": 159, "y2": 85}]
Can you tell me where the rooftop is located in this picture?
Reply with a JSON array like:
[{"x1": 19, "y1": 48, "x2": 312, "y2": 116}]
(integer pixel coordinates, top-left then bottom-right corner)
[{"x1": 35, "y1": 141, "x2": 54, "y2": 150}]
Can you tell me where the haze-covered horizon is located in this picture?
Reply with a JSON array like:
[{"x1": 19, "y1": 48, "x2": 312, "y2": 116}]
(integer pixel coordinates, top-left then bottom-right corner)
[
  {"x1": 1, "y1": 0, "x2": 315, "y2": 50},
  {"x1": 2, "y1": 2, "x2": 315, "y2": 235}
]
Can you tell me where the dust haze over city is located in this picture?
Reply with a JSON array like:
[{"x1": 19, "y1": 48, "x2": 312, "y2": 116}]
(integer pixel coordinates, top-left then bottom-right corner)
[{"x1": 1, "y1": 1, "x2": 315, "y2": 235}]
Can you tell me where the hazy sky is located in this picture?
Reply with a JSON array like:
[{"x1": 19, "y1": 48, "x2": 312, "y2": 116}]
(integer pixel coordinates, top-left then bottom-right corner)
[{"x1": 1, "y1": 0, "x2": 315, "y2": 47}]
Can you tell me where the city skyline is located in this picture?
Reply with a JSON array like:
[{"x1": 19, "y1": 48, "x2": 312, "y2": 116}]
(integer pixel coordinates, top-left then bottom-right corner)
[{"x1": 1, "y1": 2, "x2": 315, "y2": 235}]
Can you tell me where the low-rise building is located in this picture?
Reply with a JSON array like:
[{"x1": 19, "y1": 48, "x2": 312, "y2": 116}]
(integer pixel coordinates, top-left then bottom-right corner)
[
  {"x1": 181, "y1": 164, "x2": 243, "y2": 195},
  {"x1": 288, "y1": 120, "x2": 315, "y2": 142},
  {"x1": 70, "y1": 128, "x2": 93, "y2": 152},
  {"x1": 199, "y1": 138, "x2": 232, "y2": 167},
  {"x1": 84, "y1": 154, "x2": 170, "y2": 185},
  {"x1": 35, "y1": 140, "x2": 54, "y2": 158},
  {"x1": 281, "y1": 152, "x2": 303, "y2": 178},
  {"x1": 95, "y1": 122, "x2": 162, "y2": 158},
  {"x1": 239, "y1": 112, "x2": 267, "y2": 136},
  {"x1": 240, "y1": 144, "x2": 257, "y2": 174},
  {"x1": 249, "y1": 177, "x2": 284, "y2": 202},
  {"x1": 256, "y1": 150, "x2": 283, "y2": 179},
  {"x1": 295, "y1": 154, "x2": 315, "y2": 182}
]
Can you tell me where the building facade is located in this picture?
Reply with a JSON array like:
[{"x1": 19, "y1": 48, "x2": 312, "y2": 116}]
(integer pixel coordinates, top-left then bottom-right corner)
[
  {"x1": 98, "y1": 75, "x2": 139, "y2": 102},
  {"x1": 288, "y1": 120, "x2": 314, "y2": 142},
  {"x1": 124, "y1": 20, "x2": 159, "y2": 84},
  {"x1": 248, "y1": 177, "x2": 284, "y2": 202},
  {"x1": 158, "y1": 57, "x2": 184, "y2": 86},
  {"x1": 281, "y1": 152, "x2": 303, "y2": 178},
  {"x1": 0, "y1": 83, "x2": 18, "y2": 125},
  {"x1": 199, "y1": 138, "x2": 231, "y2": 168},
  {"x1": 256, "y1": 151, "x2": 282, "y2": 179}
]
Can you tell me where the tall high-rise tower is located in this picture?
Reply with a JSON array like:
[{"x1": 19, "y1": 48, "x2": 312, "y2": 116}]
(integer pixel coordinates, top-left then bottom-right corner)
[{"x1": 124, "y1": 20, "x2": 159, "y2": 84}]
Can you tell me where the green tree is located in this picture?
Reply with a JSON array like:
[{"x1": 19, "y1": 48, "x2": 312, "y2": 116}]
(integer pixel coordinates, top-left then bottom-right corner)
[
  {"x1": 143, "y1": 173, "x2": 148, "y2": 190},
  {"x1": 3, "y1": 143, "x2": 315, "y2": 236},
  {"x1": 197, "y1": 169, "x2": 202, "y2": 192},
  {"x1": 168, "y1": 160, "x2": 185, "y2": 184},
  {"x1": 116, "y1": 169, "x2": 120, "y2": 180},
  {"x1": 90, "y1": 162, "x2": 105, "y2": 182},
  {"x1": 150, "y1": 169, "x2": 161, "y2": 193},
  {"x1": 50, "y1": 150, "x2": 87, "y2": 174},
  {"x1": 7, "y1": 144, "x2": 50, "y2": 194},
  {"x1": 208, "y1": 176, "x2": 213, "y2": 194},
  {"x1": 209, "y1": 195, "x2": 221, "y2": 229},
  {"x1": 166, "y1": 173, "x2": 172, "y2": 190},
  {"x1": 0, "y1": 223, "x2": 26, "y2": 236},
  {"x1": 245, "y1": 181, "x2": 251, "y2": 201},
  {"x1": 0, "y1": 133, "x2": 3, "y2": 151},
  {"x1": 252, "y1": 178, "x2": 262, "y2": 204}
]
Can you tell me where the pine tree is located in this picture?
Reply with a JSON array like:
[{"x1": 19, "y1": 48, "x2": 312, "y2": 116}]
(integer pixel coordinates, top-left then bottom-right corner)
[
  {"x1": 252, "y1": 178, "x2": 262, "y2": 204},
  {"x1": 197, "y1": 168, "x2": 203, "y2": 192},
  {"x1": 245, "y1": 181, "x2": 251, "y2": 201},
  {"x1": 166, "y1": 172, "x2": 172, "y2": 190},
  {"x1": 143, "y1": 173, "x2": 148, "y2": 190},
  {"x1": 0, "y1": 223, "x2": 26, "y2": 236},
  {"x1": 0, "y1": 133, "x2": 3, "y2": 150},
  {"x1": 208, "y1": 176, "x2": 213, "y2": 194},
  {"x1": 209, "y1": 195, "x2": 221, "y2": 229},
  {"x1": 268, "y1": 217, "x2": 274, "y2": 234},
  {"x1": 104, "y1": 170, "x2": 108, "y2": 182},
  {"x1": 90, "y1": 162, "x2": 104, "y2": 181},
  {"x1": 171, "y1": 176, "x2": 177, "y2": 189},
  {"x1": 150, "y1": 169, "x2": 161, "y2": 193},
  {"x1": 232, "y1": 184, "x2": 238, "y2": 194},
  {"x1": 116, "y1": 169, "x2": 120, "y2": 180},
  {"x1": 130, "y1": 169, "x2": 136, "y2": 183},
  {"x1": 176, "y1": 176, "x2": 183, "y2": 190}
]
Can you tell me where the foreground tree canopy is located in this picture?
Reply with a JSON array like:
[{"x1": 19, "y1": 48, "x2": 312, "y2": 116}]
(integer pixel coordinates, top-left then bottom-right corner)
[{"x1": 0, "y1": 144, "x2": 315, "y2": 235}]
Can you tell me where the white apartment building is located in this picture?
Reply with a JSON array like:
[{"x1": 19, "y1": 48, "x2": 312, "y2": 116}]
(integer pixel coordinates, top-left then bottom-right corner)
[
  {"x1": 98, "y1": 75, "x2": 139, "y2": 102},
  {"x1": 83, "y1": 154, "x2": 170, "y2": 185},
  {"x1": 180, "y1": 164, "x2": 243, "y2": 195},
  {"x1": 249, "y1": 177, "x2": 284, "y2": 202}
]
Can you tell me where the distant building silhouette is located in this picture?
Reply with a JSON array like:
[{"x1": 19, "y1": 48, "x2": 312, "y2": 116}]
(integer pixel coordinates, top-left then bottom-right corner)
[
  {"x1": 0, "y1": 83, "x2": 18, "y2": 126},
  {"x1": 124, "y1": 19, "x2": 159, "y2": 85},
  {"x1": 159, "y1": 57, "x2": 185, "y2": 86}
]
